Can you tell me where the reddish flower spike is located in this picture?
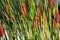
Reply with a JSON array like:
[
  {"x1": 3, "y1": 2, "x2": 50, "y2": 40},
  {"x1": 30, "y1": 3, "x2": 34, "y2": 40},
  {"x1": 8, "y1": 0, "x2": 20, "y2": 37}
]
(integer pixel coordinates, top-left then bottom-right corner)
[
  {"x1": 37, "y1": 6, "x2": 40, "y2": 17},
  {"x1": 0, "y1": 24, "x2": 4, "y2": 37},
  {"x1": 6, "y1": 4, "x2": 8, "y2": 13},
  {"x1": 21, "y1": 2, "x2": 26, "y2": 18},
  {"x1": 55, "y1": 11, "x2": 59, "y2": 23},
  {"x1": 49, "y1": 0, "x2": 53, "y2": 6},
  {"x1": 44, "y1": 14, "x2": 47, "y2": 22},
  {"x1": 34, "y1": 16, "x2": 38, "y2": 28},
  {"x1": 52, "y1": 19, "x2": 55, "y2": 28}
]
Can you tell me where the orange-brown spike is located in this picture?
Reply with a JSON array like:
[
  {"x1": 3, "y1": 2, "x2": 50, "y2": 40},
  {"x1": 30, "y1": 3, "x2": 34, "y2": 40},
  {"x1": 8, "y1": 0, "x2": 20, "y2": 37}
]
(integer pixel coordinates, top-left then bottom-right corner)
[
  {"x1": 6, "y1": 4, "x2": 8, "y2": 13},
  {"x1": 37, "y1": 6, "x2": 40, "y2": 17},
  {"x1": 0, "y1": 24, "x2": 4, "y2": 37}
]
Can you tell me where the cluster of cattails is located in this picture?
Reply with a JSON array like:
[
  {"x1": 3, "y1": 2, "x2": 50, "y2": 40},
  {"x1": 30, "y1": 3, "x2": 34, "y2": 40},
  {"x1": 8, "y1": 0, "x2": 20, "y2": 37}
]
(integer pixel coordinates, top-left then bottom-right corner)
[{"x1": 0, "y1": 0, "x2": 60, "y2": 40}]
